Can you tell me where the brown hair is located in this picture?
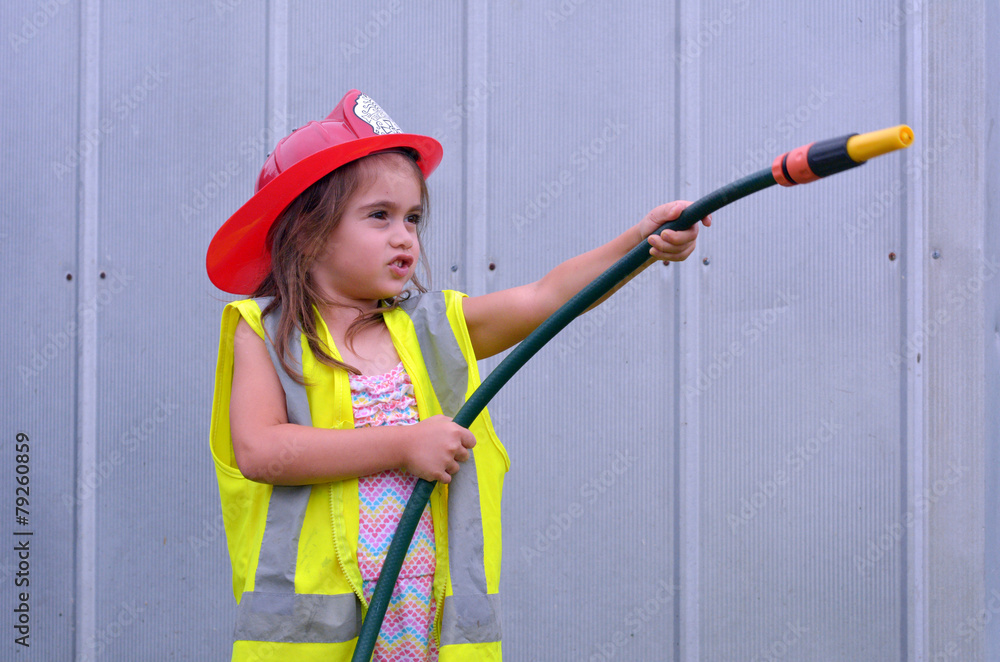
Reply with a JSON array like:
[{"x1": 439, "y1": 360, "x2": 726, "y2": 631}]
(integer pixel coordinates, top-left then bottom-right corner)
[{"x1": 251, "y1": 151, "x2": 430, "y2": 383}]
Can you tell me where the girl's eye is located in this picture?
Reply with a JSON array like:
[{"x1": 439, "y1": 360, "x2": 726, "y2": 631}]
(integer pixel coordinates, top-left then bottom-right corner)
[
  {"x1": 406, "y1": 214, "x2": 422, "y2": 225},
  {"x1": 369, "y1": 210, "x2": 388, "y2": 220}
]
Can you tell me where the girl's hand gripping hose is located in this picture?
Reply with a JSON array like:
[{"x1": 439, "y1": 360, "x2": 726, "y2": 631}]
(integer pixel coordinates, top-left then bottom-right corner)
[{"x1": 351, "y1": 124, "x2": 913, "y2": 661}]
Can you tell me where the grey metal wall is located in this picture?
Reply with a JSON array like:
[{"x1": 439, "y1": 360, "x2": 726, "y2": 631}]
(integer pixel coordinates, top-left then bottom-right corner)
[{"x1": 2, "y1": 1, "x2": 997, "y2": 660}]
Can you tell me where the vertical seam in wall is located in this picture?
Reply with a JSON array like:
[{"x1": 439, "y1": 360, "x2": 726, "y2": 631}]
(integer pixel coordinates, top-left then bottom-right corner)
[
  {"x1": 676, "y1": 0, "x2": 700, "y2": 660},
  {"x1": 267, "y1": 0, "x2": 289, "y2": 140},
  {"x1": 75, "y1": 0, "x2": 100, "y2": 659},
  {"x1": 463, "y1": 0, "x2": 489, "y2": 296},
  {"x1": 903, "y1": 3, "x2": 925, "y2": 660},
  {"x1": 672, "y1": 3, "x2": 683, "y2": 657},
  {"x1": 984, "y1": 5, "x2": 1000, "y2": 660}
]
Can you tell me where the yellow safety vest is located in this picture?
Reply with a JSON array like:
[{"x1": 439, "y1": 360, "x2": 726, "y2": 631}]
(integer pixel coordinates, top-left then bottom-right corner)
[{"x1": 209, "y1": 291, "x2": 508, "y2": 661}]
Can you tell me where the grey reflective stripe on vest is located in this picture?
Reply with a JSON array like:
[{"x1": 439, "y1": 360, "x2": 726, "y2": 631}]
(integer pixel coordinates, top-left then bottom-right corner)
[
  {"x1": 234, "y1": 593, "x2": 362, "y2": 644},
  {"x1": 401, "y1": 293, "x2": 502, "y2": 645},
  {"x1": 401, "y1": 292, "x2": 468, "y2": 415},
  {"x1": 233, "y1": 298, "x2": 361, "y2": 644},
  {"x1": 257, "y1": 298, "x2": 312, "y2": 428}
]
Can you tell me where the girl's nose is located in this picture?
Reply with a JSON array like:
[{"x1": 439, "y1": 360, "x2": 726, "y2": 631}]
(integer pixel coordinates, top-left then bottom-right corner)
[{"x1": 389, "y1": 220, "x2": 415, "y2": 248}]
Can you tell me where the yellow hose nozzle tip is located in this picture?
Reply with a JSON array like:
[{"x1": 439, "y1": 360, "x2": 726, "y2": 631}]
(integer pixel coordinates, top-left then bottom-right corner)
[
  {"x1": 898, "y1": 125, "x2": 914, "y2": 146},
  {"x1": 847, "y1": 124, "x2": 914, "y2": 163}
]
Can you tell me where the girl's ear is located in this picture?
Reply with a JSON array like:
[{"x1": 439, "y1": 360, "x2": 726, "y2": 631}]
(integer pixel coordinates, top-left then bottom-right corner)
[
  {"x1": 294, "y1": 217, "x2": 328, "y2": 264},
  {"x1": 296, "y1": 238, "x2": 321, "y2": 275},
  {"x1": 295, "y1": 231, "x2": 315, "y2": 260}
]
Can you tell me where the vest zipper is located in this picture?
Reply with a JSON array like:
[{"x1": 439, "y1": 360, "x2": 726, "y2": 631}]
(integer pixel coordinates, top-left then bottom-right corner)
[
  {"x1": 434, "y1": 579, "x2": 445, "y2": 647},
  {"x1": 328, "y1": 484, "x2": 367, "y2": 610},
  {"x1": 432, "y1": 487, "x2": 445, "y2": 649}
]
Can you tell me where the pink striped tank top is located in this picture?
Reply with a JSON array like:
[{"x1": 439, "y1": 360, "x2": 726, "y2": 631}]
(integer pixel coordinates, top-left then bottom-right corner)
[{"x1": 350, "y1": 362, "x2": 438, "y2": 661}]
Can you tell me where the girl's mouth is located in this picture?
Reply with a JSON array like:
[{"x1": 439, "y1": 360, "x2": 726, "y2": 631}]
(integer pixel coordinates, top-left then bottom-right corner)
[{"x1": 389, "y1": 255, "x2": 413, "y2": 277}]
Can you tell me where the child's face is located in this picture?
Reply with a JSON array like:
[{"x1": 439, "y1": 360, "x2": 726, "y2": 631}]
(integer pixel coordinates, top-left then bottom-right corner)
[{"x1": 310, "y1": 156, "x2": 423, "y2": 307}]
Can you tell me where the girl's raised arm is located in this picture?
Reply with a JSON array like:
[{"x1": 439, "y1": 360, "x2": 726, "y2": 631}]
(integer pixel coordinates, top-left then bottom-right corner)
[
  {"x1": 463, "y1": 201, "x2": 710, "y2": 359},
  {"x1": 229, "y1": 318, "x2": 475, "y2": 485}
]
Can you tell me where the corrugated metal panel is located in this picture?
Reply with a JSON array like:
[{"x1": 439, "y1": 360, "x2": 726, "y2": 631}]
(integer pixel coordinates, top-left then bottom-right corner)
[
  {"x1": 696, "y1": 3, "x2": 906, "y2": 659},
  {"x1": 1, "y1": 2, "x2": 80, "y2": 659},
  {"x1": 2, "y1": 1, "x2": 997, "y2": 660},
  {"x1": 921, "y1": 2, "x2": 989, "y2": 659},
  {"x1": 92, "y1": 2, "x2": 268, "y2": 658},
  {"x1": 986, "y1": 4, "x2": 1000, "y2": 661},
  {"x1": 487, "y1": 3, "x2": 681, "y2": 659}
]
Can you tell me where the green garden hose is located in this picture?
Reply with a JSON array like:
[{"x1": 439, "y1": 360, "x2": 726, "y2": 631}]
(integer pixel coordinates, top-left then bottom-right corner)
[{"x1": 351, "y1": 125, "x2": 914, "y2": 661}]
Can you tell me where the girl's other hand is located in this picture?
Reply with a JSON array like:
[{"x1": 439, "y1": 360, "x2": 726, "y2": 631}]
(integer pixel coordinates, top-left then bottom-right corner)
[
  {"x1": 640, "y1": 200, "x2": 711, "y2": 263},
  {"x1": 402, "y1": 415, "x2": 477, "y2": 483}
]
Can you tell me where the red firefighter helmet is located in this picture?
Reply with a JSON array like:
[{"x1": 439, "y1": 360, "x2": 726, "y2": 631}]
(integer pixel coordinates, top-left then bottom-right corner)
[{"x1": 206, "y1": 89, "x2": 443, "y2": 295}]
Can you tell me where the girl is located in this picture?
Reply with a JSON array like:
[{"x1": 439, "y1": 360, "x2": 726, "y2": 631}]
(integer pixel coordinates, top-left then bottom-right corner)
[{"x1": 207, "y1": 90, "x2": 708, "y2": 662}]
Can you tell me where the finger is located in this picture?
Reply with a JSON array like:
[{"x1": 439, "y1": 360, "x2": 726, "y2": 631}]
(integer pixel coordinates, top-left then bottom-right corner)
[
  {"x1": 649, "y1": 239, "x2": 697, "y2": 262},
  {"x1": 677, "y1": 243, "x2": 697, "y2": 260},
  {"x1": 648, "y1": 241, "x2": 680, "y2": 258},
  {"x1": 649, "y1": 230, "x2": 696, "y2": 253},
  {"x1": 644, "y1": 200, "x2": 687, "y2": 230},
  {"x1": 648, "y1": 234, "x2": 680, "y2": 252},
  {"x1": 658, "y1": 223, "x2": 699, "y2": 243},
  {"x1": 649, "y1": 201, "x2": 681, "y2": 221},
  {"x1": 665, "y1": 224, "x2": 699, "y2": 242},
  {"x1": 462, "y1": 431, "x2": 477, "y2": 449},
  {"x1": 650, "y1": 249, "x2": 690, "y2": 262}
]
